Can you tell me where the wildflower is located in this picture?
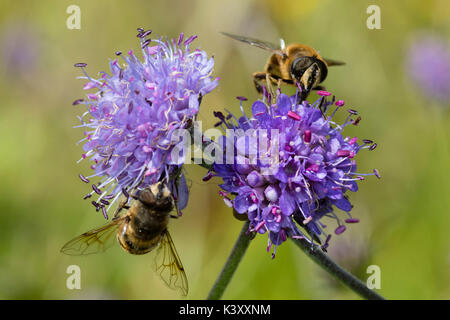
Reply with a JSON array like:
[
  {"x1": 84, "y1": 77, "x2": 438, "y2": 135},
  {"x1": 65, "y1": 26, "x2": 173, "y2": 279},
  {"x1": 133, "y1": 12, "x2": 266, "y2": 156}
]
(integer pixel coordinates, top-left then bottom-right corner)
[
  {"x1": 406, "y1": 33, "x2": 450, "y2": 103},
  {"x1": 0, "y1": 22, "x2": 40, "y2": 78},
  {"x1": 73, "y1": 29, "x2": 218, "y2": 218},
  {"x1": 211, "y1": 92, "x2": 379, "y2": 257}
]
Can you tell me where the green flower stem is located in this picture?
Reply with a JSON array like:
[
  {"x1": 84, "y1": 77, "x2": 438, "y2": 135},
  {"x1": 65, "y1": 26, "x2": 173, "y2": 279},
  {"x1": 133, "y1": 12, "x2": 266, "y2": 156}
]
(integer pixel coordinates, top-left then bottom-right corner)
[
  {"x1": 291, "y1": 237, "x2": 385, "y2": 300},
  {"x1": 207, "y1": 220, "x2": 251, "y2": 300}
]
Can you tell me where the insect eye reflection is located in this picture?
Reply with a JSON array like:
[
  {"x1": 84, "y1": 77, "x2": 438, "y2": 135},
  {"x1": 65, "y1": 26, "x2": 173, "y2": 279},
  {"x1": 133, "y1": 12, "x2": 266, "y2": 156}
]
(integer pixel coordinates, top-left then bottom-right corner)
[{"x1": 290, "y1": 56, "x2": 313, "y2": 79}]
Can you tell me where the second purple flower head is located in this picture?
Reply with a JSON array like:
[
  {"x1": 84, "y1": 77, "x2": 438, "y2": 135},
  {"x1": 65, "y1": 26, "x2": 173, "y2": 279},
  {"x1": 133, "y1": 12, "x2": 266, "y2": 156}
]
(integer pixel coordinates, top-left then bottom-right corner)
[{"x1": 212, "y1": 91, "x2": 379, "y2": 257}]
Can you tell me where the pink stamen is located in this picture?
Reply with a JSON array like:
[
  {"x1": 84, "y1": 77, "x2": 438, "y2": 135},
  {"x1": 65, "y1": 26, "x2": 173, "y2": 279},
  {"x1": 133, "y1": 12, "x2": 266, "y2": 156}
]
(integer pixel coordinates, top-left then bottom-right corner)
[
  {"x1": 254, "y1": 220, "x2": 266, "y2": 232},
  {"x1": 304, "y1": 130, "x2": 312, "y2": 143},
  {"x1": 147, "y1": 46, "x2": 159, "y2": 55},
  {"x1": 87, "y1": 93, "x2": 98, "y2": 100},
  {"x1": 335, "y1": 100, "x2": 345, "y2": 107},
  {"x1": 317, "y1": 90, "x2": 331, "y2": 96},
  {"x1": 287, "y1": 110, "x2": 301, "y2": 121},
  {"x1": 349, "y1": 137, "x2": 358, "y2": 145},
  {"x1": 83, "y1": 82, "x2": 96, "y2": 90},
  {"x1": 219, "y1": 190, "x2": 228, "y2": 197},
  {"x1": 306, "y1": 164, "x2": 319, "y2": 172},
  {"x1": 337, "y1": 150, "x2": 350, "y2": 157}
]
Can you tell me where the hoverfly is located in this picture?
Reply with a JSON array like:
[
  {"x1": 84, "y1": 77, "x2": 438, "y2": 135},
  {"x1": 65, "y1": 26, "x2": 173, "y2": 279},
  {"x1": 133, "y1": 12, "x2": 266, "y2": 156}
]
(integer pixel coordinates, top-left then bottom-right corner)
[
  {"x1": 221, "y1": 32, "x2": 345, "y2": 101},
  {"x1": 61, "y1": 181, "x2": 188, "y2": 296}
]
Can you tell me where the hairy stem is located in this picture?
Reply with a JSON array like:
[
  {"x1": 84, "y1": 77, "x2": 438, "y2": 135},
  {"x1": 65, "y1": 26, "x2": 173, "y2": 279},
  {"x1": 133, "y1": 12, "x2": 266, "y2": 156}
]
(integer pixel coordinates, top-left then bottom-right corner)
[
  {"x1": 207, "y1": 221, "x2": 251, "y2": 300},
  {"x1": 291, "y1": 237, "x2": 385, "y2": 300}
]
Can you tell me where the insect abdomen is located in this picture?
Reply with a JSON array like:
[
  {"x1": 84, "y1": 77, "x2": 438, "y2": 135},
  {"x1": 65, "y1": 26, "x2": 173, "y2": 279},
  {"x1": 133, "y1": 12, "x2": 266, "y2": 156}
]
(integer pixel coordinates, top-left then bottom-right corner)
[{"x1": 117, "y1": 231, "x2": 161, "y2": 255}]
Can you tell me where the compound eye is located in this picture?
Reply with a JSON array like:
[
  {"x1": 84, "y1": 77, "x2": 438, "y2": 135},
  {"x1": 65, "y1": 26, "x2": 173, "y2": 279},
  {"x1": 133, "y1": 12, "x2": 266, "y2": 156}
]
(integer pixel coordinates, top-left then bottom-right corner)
[
  {"x1": 138, "y1": 188, "x2": 156, "y2": 206},
  {"x1": 290, "y1": 57, "x2": 313, "y2": 80}
]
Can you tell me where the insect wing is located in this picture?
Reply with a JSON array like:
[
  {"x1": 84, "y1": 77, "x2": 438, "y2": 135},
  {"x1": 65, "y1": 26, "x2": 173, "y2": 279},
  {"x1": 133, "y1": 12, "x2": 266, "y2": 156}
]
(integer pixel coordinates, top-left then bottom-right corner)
[
  {"x1": 221, "y1": 32, "x2": 284, "y2": 56},
  {"x1": 323, "y1": 58, "x2": 346, "y2": 67},
  {"x1": 60, "y1": 217, "x2": 125, "y2": 255},
  {"x1": 154, "y1": 230, "x2": 188, "y2": 296}
]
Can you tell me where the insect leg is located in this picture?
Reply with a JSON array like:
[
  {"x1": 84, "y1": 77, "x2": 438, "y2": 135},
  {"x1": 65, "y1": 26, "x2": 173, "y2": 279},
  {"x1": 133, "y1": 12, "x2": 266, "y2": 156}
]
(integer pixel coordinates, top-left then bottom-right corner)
[
  {"x1": 252, "y1": 72, "x2": 267, "y2": 94},
  {"x1": 113, "y1": 191, "x2": 131, "y2": 218},
  {"x1": 265, "y1": 73, "x2": 275, "y2": 97}
]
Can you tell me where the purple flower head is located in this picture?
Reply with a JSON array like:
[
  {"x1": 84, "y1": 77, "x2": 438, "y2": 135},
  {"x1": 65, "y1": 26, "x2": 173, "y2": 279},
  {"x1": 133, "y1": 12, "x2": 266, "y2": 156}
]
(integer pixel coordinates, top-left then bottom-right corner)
[
  {"x1": 211, "y1": 92, "x2": 379, "y2": 257},
  {"x1": 1, "y1": 22, "x2": 40, "y2": 78},
  {"x1": 406, "y1": 33, "x2": 450, "y2": 103},
  {"x1": 74, "y1": 29, "x2": 218, "y2": 218}
]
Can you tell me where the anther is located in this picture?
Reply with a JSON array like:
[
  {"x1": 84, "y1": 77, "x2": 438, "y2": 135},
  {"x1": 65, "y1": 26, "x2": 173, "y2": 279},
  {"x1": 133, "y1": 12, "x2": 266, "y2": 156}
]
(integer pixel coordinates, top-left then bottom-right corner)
[
  {"x1": 303, "y1": 130, "x2": 312, "y2": 143},
  {"x1": 79, "y1": 174, "x2": 89, "y2": 183},
  {"x1": 337, "y1": 150, "x2": 350, "y2": 157},
  {"x1": 72, "y1": 99, "x2": 84, "y2": 106},
  {"x1": 317, "y1": 90, "x2": 331, "y2": 96},
  {"x1": 334, "y1": 225, "x2": 346, "y2": 235},
  {"x1": 335, "y1": 100, "x2": 344, "y2": 107},
  {"x1": 373, "y1": 169, "x2": 381, "y2": 179},
  {"x1": 92, "y1": 184, "x2": 102, "y2": 195},
  {"x1": 287, "y1": 110, "x2": 301, "y2": 121},
  {"x1": 102, "y1": 206, "x2": 108, "y2": 219}
]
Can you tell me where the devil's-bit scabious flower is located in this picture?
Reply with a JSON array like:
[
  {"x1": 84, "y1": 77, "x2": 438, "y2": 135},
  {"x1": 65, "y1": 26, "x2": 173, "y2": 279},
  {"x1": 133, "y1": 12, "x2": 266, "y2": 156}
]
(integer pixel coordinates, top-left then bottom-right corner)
[
  {"x1": 406, "y1": 33, "x2": 450, "y2": 104},
  {"x1": 211, "y1": 91, "x2": 379, "y2": 257},
  {"x1": 73, "y1": 29, "x2": 218, "y2": 218},
  {"x1": 0, "y1": 22, "x2": 40, "y2": 79}
]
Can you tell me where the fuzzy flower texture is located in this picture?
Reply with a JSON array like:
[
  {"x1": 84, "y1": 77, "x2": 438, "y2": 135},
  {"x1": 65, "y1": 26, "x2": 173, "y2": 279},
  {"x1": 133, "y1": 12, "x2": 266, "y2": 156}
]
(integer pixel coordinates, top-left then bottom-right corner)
[
  {"x1": 212, "y1": 92, "x2": 380, "y2": 257},
  {"x1": 73, "y1": 29, "x2": 218, "y2": 218}
]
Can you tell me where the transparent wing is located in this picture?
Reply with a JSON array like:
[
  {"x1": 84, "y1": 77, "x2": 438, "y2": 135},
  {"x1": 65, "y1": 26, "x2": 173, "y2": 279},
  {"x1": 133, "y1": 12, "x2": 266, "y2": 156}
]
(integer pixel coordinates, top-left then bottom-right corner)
[
  {"x1": 323, "y1": 58, "x2": 346, "y2": 67},
  {"x1": 60, "y1": 217, "x2": 125, "y2": 255},
  {"x1": 221, "y1": 32, "x2": 285, "y2": 56},
  {"x1": 154, "y1": 230, "x2": 188, "y2": 296}
]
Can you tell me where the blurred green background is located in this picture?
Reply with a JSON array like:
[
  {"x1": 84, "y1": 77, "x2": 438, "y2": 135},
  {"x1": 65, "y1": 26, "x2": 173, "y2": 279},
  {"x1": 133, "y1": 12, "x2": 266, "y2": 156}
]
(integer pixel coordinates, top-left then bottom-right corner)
[{"x1": 0, "y1": 0, "x2": 449, "y2": 299}]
